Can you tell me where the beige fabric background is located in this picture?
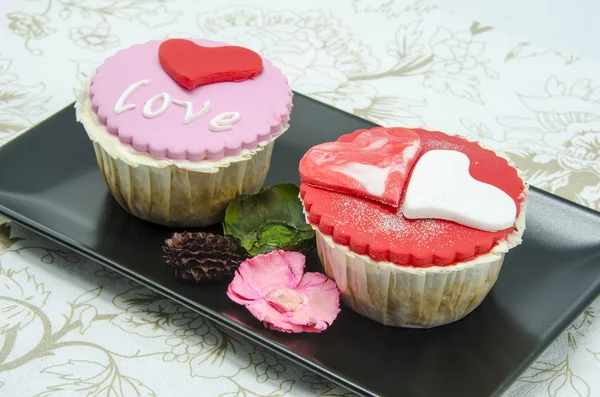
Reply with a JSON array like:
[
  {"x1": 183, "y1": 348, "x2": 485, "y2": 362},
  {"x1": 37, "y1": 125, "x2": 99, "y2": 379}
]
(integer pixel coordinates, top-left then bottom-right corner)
[{"x1": 1, "y1": 0, "x2": 599, "y2": 396}]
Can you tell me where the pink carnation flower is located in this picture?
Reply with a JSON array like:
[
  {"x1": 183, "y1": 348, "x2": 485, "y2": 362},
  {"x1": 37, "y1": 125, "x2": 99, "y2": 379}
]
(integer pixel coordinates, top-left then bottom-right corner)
[{"x1": 227, "y1": 250, "x2": 341, "y2": 333}]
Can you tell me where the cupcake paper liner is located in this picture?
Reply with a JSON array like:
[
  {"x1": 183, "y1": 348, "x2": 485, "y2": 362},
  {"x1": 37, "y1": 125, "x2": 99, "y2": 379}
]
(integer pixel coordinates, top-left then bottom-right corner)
[
  {"x1": 309, "y1": 192, "x2": 527, "y2": 329},
  {"x1": 314, "y1": 230, "x2": 505, "y2": 328},
  {"x1": 93, "y1": 140, "x2": 275, "y2": 227}
]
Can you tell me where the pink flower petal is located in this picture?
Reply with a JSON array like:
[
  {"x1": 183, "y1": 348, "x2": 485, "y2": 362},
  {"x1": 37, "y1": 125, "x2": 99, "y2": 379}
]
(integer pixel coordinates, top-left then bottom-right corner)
[
  {"x1": 246, "y1": 300, "x2": 304, "y2": 333},
  {"x1": 227, "y1": 251, "x2": 341, "y2": 334},
  {"x1": 226, "y1": 284, "x2": 256, "y2": 305},
  {"x1": 234, "y1": 250, "x2": 305, "y2": 296},
  {"x1": 285, "y1": 273, "x2": 341, "y2": 330},
  {"x1": 226, "y1": 271, "x2": 260, "y2": 304},
  {"x1": 281, "y1": 250, "x2": 306, "y2": 287},
  {"x1": 246, "y1": 300, "x2": 323, "y2": 333},
  {"x1": 265, "y1": 321, "x2": 316, "y2": 333}
]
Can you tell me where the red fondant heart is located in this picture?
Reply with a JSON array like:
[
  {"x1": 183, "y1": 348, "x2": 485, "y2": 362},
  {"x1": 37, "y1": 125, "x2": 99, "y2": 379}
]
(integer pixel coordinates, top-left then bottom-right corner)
[
  {"x1": 299, "y1": 127, "x2": 422, "y2": 207},
  {"x1": 158, "y1": 39, "x2": 264, "y2": 89}
]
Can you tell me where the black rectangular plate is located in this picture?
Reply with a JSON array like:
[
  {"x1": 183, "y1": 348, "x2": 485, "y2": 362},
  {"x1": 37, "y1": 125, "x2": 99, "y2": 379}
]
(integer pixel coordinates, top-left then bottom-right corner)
[{"x1": 1, "y1": 94, "x2": 600, "y2": 397}]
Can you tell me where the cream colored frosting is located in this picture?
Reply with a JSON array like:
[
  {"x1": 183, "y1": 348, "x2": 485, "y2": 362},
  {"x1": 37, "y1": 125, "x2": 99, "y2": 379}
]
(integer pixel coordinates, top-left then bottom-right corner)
[{"x1": 76, "y1": 79, "x2": 288, "y2": 173}]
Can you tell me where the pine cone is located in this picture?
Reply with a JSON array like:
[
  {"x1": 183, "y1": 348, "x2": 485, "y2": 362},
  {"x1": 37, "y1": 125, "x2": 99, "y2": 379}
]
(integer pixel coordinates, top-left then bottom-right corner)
[{"x1": 163, "y1": 232, "x2": 248, "y2": 283}]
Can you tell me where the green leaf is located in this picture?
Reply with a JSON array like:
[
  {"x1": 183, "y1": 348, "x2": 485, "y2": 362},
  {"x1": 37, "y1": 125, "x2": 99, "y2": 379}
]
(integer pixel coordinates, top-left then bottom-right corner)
[{"x1": 222, "y1": 183, "x2": 315, "y2": 257}]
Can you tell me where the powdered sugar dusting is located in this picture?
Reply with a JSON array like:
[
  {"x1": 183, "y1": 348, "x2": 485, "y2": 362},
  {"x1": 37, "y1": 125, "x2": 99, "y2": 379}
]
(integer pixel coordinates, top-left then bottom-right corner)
[
  {"x1": 376, "y1": 212, "x2": 456, "y2": 250},
  {"x1": 424, "y1": 140, "x2": 462, "y2": 151},
  {"x1": 324, "y1": 191, "x2": 463, "y2": 251}
]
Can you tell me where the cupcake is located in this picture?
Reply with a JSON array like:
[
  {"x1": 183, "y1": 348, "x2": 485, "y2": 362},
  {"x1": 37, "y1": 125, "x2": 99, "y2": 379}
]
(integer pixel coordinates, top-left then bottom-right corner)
[
  {"x1": 76, "y1": 39, "x2": 292, "y2": 227},
  {"x1": 299, "y1": 127, "x2": 527, "y2": 328}
]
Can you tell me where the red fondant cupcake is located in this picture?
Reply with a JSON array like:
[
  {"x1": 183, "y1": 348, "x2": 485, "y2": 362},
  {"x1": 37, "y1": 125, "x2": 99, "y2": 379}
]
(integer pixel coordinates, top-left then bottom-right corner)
[{"x1": 299, "y1": 127, "x2": 527, "y2": 328}]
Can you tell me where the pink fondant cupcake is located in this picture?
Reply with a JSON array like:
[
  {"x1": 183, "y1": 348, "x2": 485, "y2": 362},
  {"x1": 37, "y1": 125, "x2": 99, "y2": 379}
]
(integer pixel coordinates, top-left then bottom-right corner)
[
  {"x1": 76, "y1": 39, "x2": 292, "y2": 227},
  {"x1": 299, "y1": 127, "x2": 528, "y2": 328}
]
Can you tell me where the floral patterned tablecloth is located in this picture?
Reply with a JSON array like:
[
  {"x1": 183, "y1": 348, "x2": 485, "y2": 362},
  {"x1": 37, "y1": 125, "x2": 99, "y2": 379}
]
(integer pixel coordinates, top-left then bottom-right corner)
[{"x1": 1, "y1": 1, "x2": 599, "y2": 396}]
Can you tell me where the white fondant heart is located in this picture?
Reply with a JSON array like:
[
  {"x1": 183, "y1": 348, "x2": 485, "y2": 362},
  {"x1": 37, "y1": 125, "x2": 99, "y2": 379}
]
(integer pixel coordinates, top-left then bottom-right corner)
[{"x1": 402, "y1": 150, "x2": 517, "y2": 232}]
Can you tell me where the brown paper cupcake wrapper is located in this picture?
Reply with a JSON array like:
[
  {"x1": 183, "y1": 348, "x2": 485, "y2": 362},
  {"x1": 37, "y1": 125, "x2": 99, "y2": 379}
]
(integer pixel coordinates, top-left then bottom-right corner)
[
  {"x1": 93, "y1": 140, "x2": 274, "y2": 227},
  {"x1": 314, "y1": 230, "x2": 506, "y2": 328}
]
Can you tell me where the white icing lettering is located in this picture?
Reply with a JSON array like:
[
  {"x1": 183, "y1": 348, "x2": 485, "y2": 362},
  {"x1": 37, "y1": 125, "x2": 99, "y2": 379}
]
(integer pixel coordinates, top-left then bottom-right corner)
[
  {"x1": 172, "y1": 99, "x2": 211, "y2": 124},
  {"x1": 113, "y1": 80, "x2": 240, "y2": 131},
  {"x1": 114, "y1": 79, "x2": 151, "y2": 114},
  {"x1": 209, "y1": 112, "x2": 241, "y2": 132},
  {"x1": 143, "y1": 93, "x2": 172, "y2": 118}
]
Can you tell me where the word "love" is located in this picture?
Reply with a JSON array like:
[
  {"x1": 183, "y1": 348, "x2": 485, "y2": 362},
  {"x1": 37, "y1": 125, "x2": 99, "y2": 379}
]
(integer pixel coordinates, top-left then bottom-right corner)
[{"x1": 113, "y1": 79, "x2": 240, "y2": 132}]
